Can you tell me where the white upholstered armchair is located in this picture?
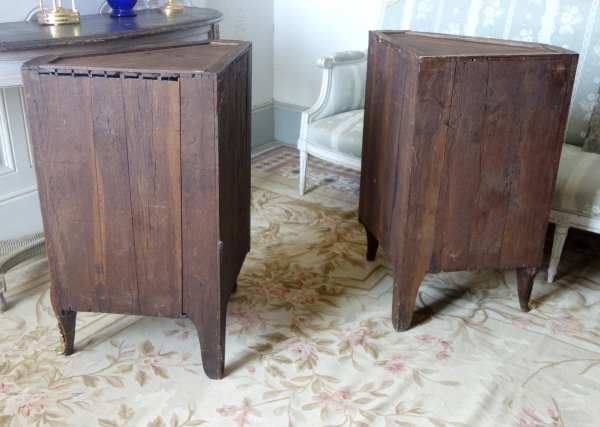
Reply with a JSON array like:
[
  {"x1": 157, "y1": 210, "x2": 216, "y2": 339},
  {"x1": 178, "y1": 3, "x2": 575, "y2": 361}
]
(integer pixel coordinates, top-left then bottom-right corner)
[
  {"x1": 297, "y1": 50, "x2": 366, "y2": 196},
  {"x1": 298, "y1": 0, "x2": 600, "y2": 282}
]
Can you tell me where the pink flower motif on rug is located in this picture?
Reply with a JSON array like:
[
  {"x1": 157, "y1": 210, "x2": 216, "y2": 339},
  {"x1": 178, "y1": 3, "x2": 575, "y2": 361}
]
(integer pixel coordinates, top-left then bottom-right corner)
[
  {"x1": 338, "y1": 327, "x2": 369, "y2": 346},
  {"x1": 545, "y1": 316, "x2": 584, "y2": 336},
  {"x1": 512, "y1": 317, "x2": 531, "y2": 329},
  {"x1": 384, "y1": 353, "x2": 407, "y2": 373},
  {"x1": 438, "y1": 338, "x2": 453, "y2": 349},
  {"x1": 436, "y1": 350, "x2": 451, "y2": 360},
  {"x1": 312, "y1": 391, "x2": 338, "y2": 408},
  {"x1": 216, "y1": 403, "x2": 252, "y2": 427},
  {"x1": 284, "y1": 338, "x2": 318, "y2": 360},
  {"x1": 4, "y1": 389, "x2": 57, "y2": 418},
  {"x1": 414, "y1": 334, "x2": 436, "y2": 343},
  {"x1": 137, "y1": 352, "x2": 162, "y2": 372},
  {"x1": 163, "y1": 320, "x2": 190, "y2": 340},
  {"x1": 229, "y1": 307, "x2": 262, "y2": 328},
  {"x1": 518, "y1": 406, "x2": 565, "y2": 427},
  {"x1": 0, "y1": 375, "x2": 16, "y2": 393}
]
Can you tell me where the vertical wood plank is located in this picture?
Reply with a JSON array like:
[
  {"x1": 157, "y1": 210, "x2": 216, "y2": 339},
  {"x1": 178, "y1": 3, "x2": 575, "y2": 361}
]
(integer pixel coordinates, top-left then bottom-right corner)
[
  {"x1": 467, "y1": 59, "x2": 525, "y2": 270},
  {"x1": 90, "y1": 77, "x2": 139, "y2": 314},
  {"x1": 499, "y1": 58, "x2": 576, "y2": 268},
  {"x1": 26, "y1": 74, "x2": 104, "y2": 313},
  {"x1": 123, "y1": 78, "x2": 182, "y2": 317},
  {"x1": 432, "y1": 59, "x2": 488, "y2": 272},
  {"x1": 181, "y1": 73, "x2": 218, "y2": 316}
]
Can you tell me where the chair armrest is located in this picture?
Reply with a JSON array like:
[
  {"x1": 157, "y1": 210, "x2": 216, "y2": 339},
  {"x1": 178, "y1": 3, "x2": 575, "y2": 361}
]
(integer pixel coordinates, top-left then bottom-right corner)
[{"x1": 303, "y1": 50, "x2": 367, "y2": 126}]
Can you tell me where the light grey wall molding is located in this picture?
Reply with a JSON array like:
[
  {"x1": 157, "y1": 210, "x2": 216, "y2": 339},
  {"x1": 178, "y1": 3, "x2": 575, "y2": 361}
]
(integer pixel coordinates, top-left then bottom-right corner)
[
  {"x1": 274, "y1": 101, "x2": 307, "y2": 145},
  {"x1": 251, "y1": 102, "x2": 275, "y2": 148}
]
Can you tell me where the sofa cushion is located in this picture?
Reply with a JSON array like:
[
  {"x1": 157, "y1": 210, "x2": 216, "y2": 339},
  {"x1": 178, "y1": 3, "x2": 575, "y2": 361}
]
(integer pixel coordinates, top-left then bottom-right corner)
[
  {"x1": 552, "y1": 144, "x2": 600, "y2": 219},
  {"x1": 307, "y1": 109, "x2": 364, "y2": 158}
]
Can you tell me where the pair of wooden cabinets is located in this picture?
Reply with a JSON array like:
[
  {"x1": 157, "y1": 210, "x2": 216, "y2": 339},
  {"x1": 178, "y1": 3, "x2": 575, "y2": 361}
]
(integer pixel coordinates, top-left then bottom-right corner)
[{"x1": 21, "y1": 32, "x2": 577, "y2": 379}]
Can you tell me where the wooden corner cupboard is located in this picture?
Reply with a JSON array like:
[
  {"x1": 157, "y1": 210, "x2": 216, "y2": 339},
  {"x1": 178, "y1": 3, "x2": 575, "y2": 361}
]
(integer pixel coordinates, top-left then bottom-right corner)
[
  {"x1": 359, "y1": 31, "x2": 578, "y2": 331},
  {"x1": 21, "y1": 39, "x2": 252, "y2": 379}
]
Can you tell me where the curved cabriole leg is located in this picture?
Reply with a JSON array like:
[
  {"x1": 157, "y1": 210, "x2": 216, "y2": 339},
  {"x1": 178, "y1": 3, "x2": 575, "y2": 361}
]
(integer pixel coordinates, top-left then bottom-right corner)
[
  {"x1": 392, "y1": 267, "x2": 426, "y2": 332},
  {"x1": 56, "y1": 310, "x2": 77, "y2": 355},
  {"x1": 299, "y1": 150, "x2": 308, "y2": 196},
  {"x1": 516, "y1": 266, "x2": 540, "y2": 312},
  {"x1": 363, "y1": 225, "x2": 379, "y2": 261},
  {"x1": 548, "y1": 225, "x2": 569, "y2": 283}
]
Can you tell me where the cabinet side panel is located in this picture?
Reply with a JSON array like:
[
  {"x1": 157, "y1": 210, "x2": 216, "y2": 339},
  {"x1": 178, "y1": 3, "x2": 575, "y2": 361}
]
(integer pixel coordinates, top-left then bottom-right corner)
[
  {"x1": 90, "y1": 77, "x2": 139, "y2": 314},
  {"x1": 181, "y1": 74, "x2": 219, "y2": 317},
  {"x1": 466, "y1": 59, "x2": 528, "y2": 270},
  {"x1": 216, "y1": 49, "x2": 252, "y2": 295},
  {"x1": 122, "y1": 78, "x2": 182, "y2": 318},
  {"x1": 22, "y1": 73, "x2": 104, "y2": 312},
  {"x1": 359, "y1": 33, "x2": 410, "y2": 253},
  {"x1": 499, "y1": 57, "x2": 577, "y2": 268},
  {"x1": 396, "y1": 59, "x2": 455, "y2": 277},
  {"x1": 431, "y1": 59, "x2": 489, "y2": 273}
]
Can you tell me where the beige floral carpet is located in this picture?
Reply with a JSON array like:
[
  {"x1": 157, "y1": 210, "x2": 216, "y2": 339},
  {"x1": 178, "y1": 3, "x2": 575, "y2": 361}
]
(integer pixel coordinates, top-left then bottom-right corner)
[{"x1": 1, "y1": 168, "x2": 600, "y2": 427}]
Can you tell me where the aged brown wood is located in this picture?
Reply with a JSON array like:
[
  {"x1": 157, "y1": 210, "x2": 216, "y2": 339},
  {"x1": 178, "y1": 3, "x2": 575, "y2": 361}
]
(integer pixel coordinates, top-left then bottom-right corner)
[
  {"x1": 359, "y1": 31, "x2": 578, "y2": 332},
  {"x1": 21, "y1": 40, "x2": 252, "y2": 380},
  {"x1": 516, "y1": 266, "x2": 541, "y2": 312}
]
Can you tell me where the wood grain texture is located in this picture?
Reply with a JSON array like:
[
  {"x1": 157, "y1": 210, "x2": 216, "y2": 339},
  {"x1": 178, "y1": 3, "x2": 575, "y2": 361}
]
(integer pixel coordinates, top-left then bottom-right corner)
[
  {"x1": 122, "y1": 78, "x2": 182, "y2": 318},
  {"x1": 90, "y1": 77, "x2": 139, "y2": 315},
  {"x1": 391, "y1": 58, "x2": 456, "y2": 332},
  {"x1": 27, "y1": 73, "x2": 104, "y2": 314},
  {"x1": 358, "y1": 31, "x2": 578, "y2": 332},
  {"x1": 498, "y1": 58, "x2": 578, "y2": 268}
]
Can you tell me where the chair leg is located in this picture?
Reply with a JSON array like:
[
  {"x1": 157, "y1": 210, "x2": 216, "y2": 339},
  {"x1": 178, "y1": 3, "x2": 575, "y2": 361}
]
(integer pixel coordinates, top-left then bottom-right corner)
[
  {"x1": 548, "y1": 225, "x2": 569, "y2": 283},
  {"x1": 299, "y1": 150, "x2": 308, "y2": 196}
]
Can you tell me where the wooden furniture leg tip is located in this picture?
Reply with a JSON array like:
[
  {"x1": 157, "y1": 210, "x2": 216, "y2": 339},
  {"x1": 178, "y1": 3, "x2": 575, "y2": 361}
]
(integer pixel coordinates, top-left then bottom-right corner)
[
  {"x1": 201, "y1": 357, "x2": 225, "y2": 380},
  {"x1": 516, "y1": 266, "x2": 540, "y2": 314},
  {"x1": 363, "y1": 224, "x2": 379, "y2": 261},
  {"x1": 393, "y1": 317, "x2": 412, "y2": 332},
  {"x1": 56, "y1": 310, "x2": 77, "y2": 356}
]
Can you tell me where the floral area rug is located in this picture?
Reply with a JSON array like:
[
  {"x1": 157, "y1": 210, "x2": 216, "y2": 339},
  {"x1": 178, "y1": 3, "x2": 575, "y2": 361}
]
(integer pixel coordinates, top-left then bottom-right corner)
[
  {"x1": 251, "y1": 143, "x2": 360, "y2": 195},
  {"x1": 1, "y1": 167, "x2": 600, "y2": 427}
]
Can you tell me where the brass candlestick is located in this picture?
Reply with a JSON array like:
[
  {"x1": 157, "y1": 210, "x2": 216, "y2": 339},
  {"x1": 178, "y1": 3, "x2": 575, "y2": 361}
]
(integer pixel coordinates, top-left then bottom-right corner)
[
  {"x1": 158, "y1": 0, "x2": 185, "y2": 14},
  {"x1": 38, "y1": 0, "x2": 80, "y2": 25}
]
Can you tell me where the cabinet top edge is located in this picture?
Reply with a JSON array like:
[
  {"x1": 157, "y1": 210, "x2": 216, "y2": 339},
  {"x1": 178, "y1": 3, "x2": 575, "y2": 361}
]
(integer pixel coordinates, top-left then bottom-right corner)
[
  {"x1": 21, "y1": 40, "x2": 251, "y2": 76},
  {"x1": 371, "y1": 30, "x2": 578, "y2": 59}
]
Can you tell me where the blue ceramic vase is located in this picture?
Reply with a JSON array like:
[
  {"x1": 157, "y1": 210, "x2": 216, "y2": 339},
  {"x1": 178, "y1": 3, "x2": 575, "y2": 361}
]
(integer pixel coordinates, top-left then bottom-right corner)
[{"x1": 107, "y1": 0, "x2": 138, "y2": 17}]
